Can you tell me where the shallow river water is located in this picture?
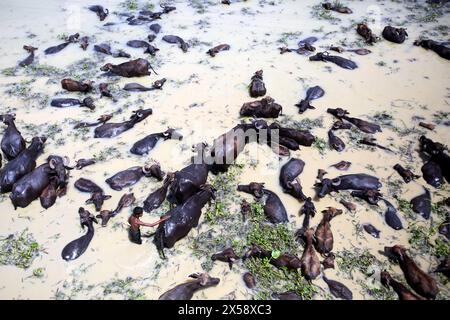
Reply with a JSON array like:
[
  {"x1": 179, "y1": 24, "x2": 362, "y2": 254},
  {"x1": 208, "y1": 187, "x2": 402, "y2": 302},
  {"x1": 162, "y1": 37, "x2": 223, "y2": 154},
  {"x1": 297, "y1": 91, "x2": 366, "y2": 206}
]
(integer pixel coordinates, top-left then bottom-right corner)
[{"x1": 0, "y1": 0, "x2": 449, "y2": 300}]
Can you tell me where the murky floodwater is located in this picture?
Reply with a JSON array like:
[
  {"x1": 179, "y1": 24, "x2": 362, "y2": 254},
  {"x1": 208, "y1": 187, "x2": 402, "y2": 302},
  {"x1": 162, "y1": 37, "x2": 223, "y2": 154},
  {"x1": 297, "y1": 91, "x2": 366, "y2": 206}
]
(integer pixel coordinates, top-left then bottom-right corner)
[{"x1": 0, "y1": 0, "x2": 449, "y2": 300}]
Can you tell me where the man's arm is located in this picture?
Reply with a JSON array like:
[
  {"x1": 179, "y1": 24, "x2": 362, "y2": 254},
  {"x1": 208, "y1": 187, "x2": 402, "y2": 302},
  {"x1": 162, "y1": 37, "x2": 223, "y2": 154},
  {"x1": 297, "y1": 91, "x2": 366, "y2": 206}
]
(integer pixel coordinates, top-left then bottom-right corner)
[{"x1": 139, "y1": 215, "x2": 171, "y2": 228}]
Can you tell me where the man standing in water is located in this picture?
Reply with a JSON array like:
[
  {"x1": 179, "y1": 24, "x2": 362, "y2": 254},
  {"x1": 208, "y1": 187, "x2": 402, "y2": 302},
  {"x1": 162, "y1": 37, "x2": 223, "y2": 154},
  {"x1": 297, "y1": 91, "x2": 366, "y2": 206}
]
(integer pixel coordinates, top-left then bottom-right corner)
[{"x1": 128, "y1": 207, "x2": 169, "y2": 244}]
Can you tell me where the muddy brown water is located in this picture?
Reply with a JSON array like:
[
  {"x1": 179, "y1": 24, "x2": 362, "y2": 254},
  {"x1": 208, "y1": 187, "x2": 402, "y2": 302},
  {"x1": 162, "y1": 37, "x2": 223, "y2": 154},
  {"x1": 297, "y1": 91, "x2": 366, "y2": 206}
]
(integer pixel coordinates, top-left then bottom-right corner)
[{"x1": 0, "y1": 0, "x2": 449, "y2": 299}]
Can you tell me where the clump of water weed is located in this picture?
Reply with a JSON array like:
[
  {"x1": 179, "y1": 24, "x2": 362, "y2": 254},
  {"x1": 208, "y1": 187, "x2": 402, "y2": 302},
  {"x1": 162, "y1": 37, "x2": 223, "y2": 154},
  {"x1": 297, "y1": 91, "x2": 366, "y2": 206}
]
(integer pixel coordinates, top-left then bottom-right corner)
[{"x1": 0, "y1": 230, "x2": 41, "y2": 269}]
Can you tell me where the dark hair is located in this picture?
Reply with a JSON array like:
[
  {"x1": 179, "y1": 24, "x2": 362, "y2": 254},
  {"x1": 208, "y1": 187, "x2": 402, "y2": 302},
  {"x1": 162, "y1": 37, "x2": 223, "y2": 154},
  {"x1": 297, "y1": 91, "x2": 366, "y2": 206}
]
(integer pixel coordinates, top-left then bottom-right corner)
[{"x1": 133, "y1": 207, "x2": 144, "y2": 216}]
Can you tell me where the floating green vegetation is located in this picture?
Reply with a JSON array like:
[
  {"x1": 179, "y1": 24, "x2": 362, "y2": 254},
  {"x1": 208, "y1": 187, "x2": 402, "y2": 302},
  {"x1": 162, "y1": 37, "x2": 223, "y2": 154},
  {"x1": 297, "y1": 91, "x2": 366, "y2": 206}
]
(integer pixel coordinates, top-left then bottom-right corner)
[
  {"x1": 102, "y1": 276, "x2": 147, "y2": 300},
  {"x1": 189, "y1": 0, "x2": 216, "y2": 14},
  {"x1": 0, "y1": 230, "x2": 40, "y2": 269},
  {"x1": 358, "y1": 280, "x2": 396, "y2": 300},
  {"x1": 281, "y1": 116, "x2": 324, "y2": 131},
  {"x1": 336, "y1": 248, "x2": 381, "y2": 279},
  {"x1": 32, "y1": 267, "x2": 45, "y2": 278},
  {"x1": 205, "y1": 164, "x2": 243, "y2": 223},
  {"x1": 396, "y1": 197, "x2": 415, "y2": 220},
  {"x1": 247, "y1": 219, "x2": 296, "y2": 254},
  {"x1": 313, "y1": 137, "x2": 327, "y2": 155},
  {"x1": 414, "y1": 4, "x2": 444, "y2": 23},
  {"x1": 277, "y1": 31, "x2": 303, "y2": 45},
  {"x1": 1, "y1": 67, "x2": 17, "y2": 76},
  {"x1": 408, "y1": 222, "x2": 449, "y2": 258},
  {"x1": 433, "y1": 111, "x2": 449, "y2": 125},
  {"x1": 311, "y1": 4, "x2": 341, "y2": 22},
  {"x1": 245, "y1": 257, "x2": 317, "y2": 300},
  {"x1": 23, "y1": 64, "x2": 66, "y2": 78},
  {"x1": 94, "y1": 146, "x2": 122, "y2": 162},
  {"x1": 120, "y1": 0, "x2": 139, "y2": 11}
]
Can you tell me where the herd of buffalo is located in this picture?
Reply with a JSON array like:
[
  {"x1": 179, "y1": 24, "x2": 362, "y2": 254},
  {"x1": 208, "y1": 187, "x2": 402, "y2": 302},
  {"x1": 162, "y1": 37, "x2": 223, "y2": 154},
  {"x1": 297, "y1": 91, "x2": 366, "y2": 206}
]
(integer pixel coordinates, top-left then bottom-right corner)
[{"x1": 1, "y1": 2, "x2": 449, "y2": 300}]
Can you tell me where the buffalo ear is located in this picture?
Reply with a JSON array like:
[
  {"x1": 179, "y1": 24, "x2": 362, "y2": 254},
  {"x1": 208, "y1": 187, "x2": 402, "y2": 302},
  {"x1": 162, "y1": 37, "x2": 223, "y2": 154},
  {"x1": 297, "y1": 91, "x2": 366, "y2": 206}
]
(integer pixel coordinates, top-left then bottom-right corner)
[
  {"x1": 103, "y1": 195, "x2": 112, "y2": 200},
  {"x1": 188, "y1": 273, "x2": 199, "y2": 279},
  {"x1": 85, "y1": 198, "x2": 93, "y2": 204}
]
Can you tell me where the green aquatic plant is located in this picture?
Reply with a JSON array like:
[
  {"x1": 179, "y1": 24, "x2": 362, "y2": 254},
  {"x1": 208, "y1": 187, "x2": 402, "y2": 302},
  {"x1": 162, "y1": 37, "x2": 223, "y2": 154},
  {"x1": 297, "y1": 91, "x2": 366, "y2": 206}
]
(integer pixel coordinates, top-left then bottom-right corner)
[
  {"x1": 103, "y1": 276, "x2": 147, "y2": 300},
  {"x1": 0, "y1": 230, "x2": 40, "y2": 269},
  {"x1": 313, "y1": 137, "x2": 327, "y2": 155},
  {"x1": 245, "y1": 257, "x2": 317, "y2": 300},
  {"x1": 336, "y1": 248, "x2": 380, "y2": 279}
]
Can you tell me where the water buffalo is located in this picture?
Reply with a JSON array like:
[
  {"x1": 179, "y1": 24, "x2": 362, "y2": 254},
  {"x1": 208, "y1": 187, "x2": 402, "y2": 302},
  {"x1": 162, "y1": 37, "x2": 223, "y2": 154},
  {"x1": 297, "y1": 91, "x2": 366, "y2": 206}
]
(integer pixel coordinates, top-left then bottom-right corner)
[
  {"x1": 0, "y1": 136, "x2": 46, "y2": 193},
  {"x1": 327, "y1": 108, "x2": 382, "y2": 133},
  {"x1": 249, "y1": 70, "x2": 266, "y2": 98},
  {"x1": 393, "y1": 164, "x2": 419, "y2": 183},
  {"x1": 143, "y1": 173, "x2": 174, "y2": 213},
  {"x1": 88, "y1": 5, "x2": 109, "y2": 21},
  {"x1": 123, "y1": 78, "x2": 166, "y2": 91},
  {"x1": 94, "y1": 43, "x2": 130, "y2": 58},
  {"x1": 309, "y1": 52, "x2": 358, "y2": 70},
  {"x1": 269, "y1": 122, "x2": 315, "y2": 146},
  {"x1": 414, "y1": 39, "x2": 450, "y2": 60},
  {"x1": 167, "y1": 164, "x2": 209, "y2": 204},
  {"x1": 314, "y1": 207, "x2": 342, "y2": 255},
  {"x1": 382, "y1": 26, "x2": 408, "y2": 44},
  {"x1": 1, "y1": 114, "x2": 26, "y2": 161},
  {"x1": 197, "y1": 122, "x2": 262, "y2": 174},
  {"x1": 243, "y1": 272, "x2": 256, "y2": 288},
  {"x1": 61, "y1": 207, "x2": 98, "y2": 261},
  {"x1": 322, "y1": 253, "x2": 335, "y2": 270},
  {"x1": 279, "y1": 158, "x2": 307, "y2": 201},
  {"x1": 105, "y1": 164, "x2": 164, "y2": 191},
  {"x1": 74, "y1": 178, "x2": 111, "y2": 212},
  {"x1": 96, "y1": 193, "x2": 135, "y2": 226},
  {"x1": 421, "y1": 160, "x2": 443, "y2": 188},
  {"x1": 295, "y1": 197, "x2": 316, "y2": 241},
  {"x1": 79, "y1": 36, "x2": 89, "y2": 50},
  {"x1": 243, "y1": 244, "x2": 301, "y2": 270},
  {"x1": 44, "y1": 33, "x2": 79, "y2": 54},
  {"x1": 240, "y1": 96, "x2": 282, "y2": 118},
  {"x1": 331, "y1": 161, "x2": 351, "y2": 170},
  {"x1": 322, "y1": 275, "x2": 353, "y2": 300},
  {"x1": 316, "y1": 173, "x2": 381, "y2": 198},
  {"x1": 237, "y1": 182, "x2": 288, "y2": 224},
  {"x1": 162, "y1": 35, "x2": 189, "y2": 52},
  {"x1": 410, "y1": 187, "x2": 431, "y2": 219},
  {"x1": 18, "y1": 45, "x2": 37, "y2": 67},
  {"x1": 380, "y1": 271, "x2": 426, "y2": 300},
  {"x1": 10, "y1": 155, "x2": 68, "y2": 209},
  {"x1": 61, "y1": 79, "x2": 93, "y2": 93},
  {"x1": 94, "y1": 108, "x2": 153, "y2": 138},
  {"x1": 384, "y1": 245, "x2": 439, "y2": 299},
  {"x1": 100, "y1": 58, "x2": 156, "y2": 77},
  {"x1": 419, "y1": 136, "x2": 449, "y2": 183},
  {"x1": 300, "y1": 228, "x2": 321, "y2": 280},
  {"x1": 207, "y1": 44, "x2": 230, "y2": 57},
  {"x1": 363, "y1": 223, "x2": 381, "y2": 238},
  {"x1": 332, "y1": 120, "x2": 352, "y2": 130},
  {"x1": 322, "y1": 2, "x2": 352, "y2": 13},
  {"x1": 126, "y1": 40, "x2": 159, "y2": 56},
  {"x1": 295, "y1": 86, "x2": 325, "y2": 113},
  {"x1": 351, "y1": 189, "x2": 382, "y2": 205},
  {"x1": 154, "y1": 185, "x2": 215, "y2": 257},
  {"x1": 382, "y1": 199, "x2": 403, "y2": 230},
  {"x1": 50, "y1": 97, "x2": 95, "y2": 110},
  {"x1": 357, "y1": 23, "x2": 378, "y2": 44},
  {"x1": 158, "y1": 273, "x2": 220, "y2": 300},
  {"x1": 39, "y1": 177, "x2": 67, "y2": 209},
  {"x1": 211, "y1": 247, "x2": 240, "y2": 269},
  {"x1": 99, "y1": 83, "x2": 113, "y2": 99},
  {"x1": 74, "y1": 114, "x2": 112, "y2": 129},
  {"x1": 130, "y1": 128, "x2": 182, "y2": 156},
  {"x1": 328, "y1": 130, "x2": 345, "y2": 152}
]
